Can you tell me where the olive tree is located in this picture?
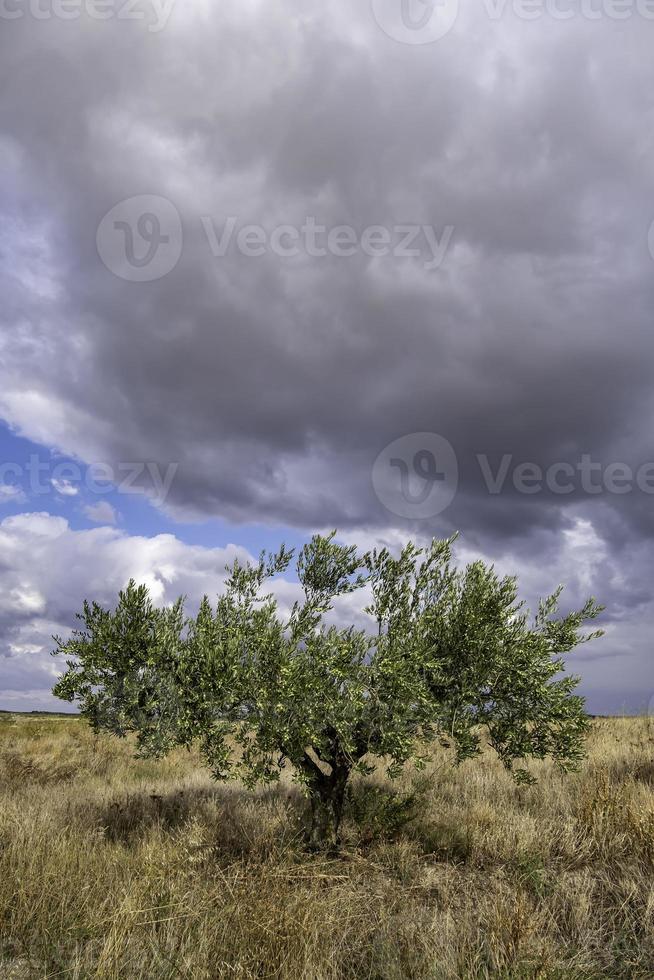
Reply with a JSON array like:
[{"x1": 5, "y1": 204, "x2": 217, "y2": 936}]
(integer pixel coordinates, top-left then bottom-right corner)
[{"x1": 53, "y1": 533, "x2": 602, "y2": 849}]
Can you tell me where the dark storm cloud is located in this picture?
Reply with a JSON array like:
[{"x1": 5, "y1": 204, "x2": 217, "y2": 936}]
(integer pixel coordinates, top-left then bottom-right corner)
[{"x1": 1, "y1": 2, "x2": 654, "y2": 708}]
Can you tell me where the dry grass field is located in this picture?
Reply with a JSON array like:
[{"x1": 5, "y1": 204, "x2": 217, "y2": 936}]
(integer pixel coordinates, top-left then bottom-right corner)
[{"x1": 0, "y1": 713, "x2": 653, "y2": 979}]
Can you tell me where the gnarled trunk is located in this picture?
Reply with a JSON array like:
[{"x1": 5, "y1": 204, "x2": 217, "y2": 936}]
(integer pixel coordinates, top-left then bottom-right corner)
[{"x1": 303, "y1": 755, "x2": 351, "y2": 851}]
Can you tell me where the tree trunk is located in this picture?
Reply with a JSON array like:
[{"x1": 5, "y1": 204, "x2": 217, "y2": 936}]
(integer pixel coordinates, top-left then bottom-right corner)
[{"x1": 305, "y1": 761, "x2": 350, "y2": 852}]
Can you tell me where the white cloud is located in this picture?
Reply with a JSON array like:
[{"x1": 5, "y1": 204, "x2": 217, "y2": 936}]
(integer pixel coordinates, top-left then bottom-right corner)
[
  {"x1": 51, "y1": 478, "x2": 78, "y2": 497},
  {"x1": 0, "y1": 483, "x2": 25, "y2": 505},
  {"x1": 83, "y1": 501, "x2": 118, "y2": 525}
]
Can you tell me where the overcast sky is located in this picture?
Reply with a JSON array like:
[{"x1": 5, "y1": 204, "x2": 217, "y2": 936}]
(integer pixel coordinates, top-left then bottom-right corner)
[{"x1": 1, "y1": 0, "x2": 653, "y2": 714}]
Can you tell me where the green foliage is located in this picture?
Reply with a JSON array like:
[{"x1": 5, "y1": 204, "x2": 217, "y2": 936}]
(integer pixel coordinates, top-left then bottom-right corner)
[
  {"x1": 52, "y1": 584, "x2": 187, "y2": 759},
  {"x1": 347, "y1": 784, "x2": 422, "y2": 840},
  {"x1": 53, "y1": 532, "x2": 603, "y2": 832}
]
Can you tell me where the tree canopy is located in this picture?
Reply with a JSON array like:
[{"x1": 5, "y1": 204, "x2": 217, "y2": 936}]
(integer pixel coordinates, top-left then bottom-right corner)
[{"x1": 53, "y1": 533, "x2": 603, "y2": 848}]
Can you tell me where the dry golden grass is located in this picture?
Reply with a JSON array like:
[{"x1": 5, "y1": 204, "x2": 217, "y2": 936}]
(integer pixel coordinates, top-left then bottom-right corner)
[{"x1": 1, "y1": 714, "x2": 653, "y2": 978}]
